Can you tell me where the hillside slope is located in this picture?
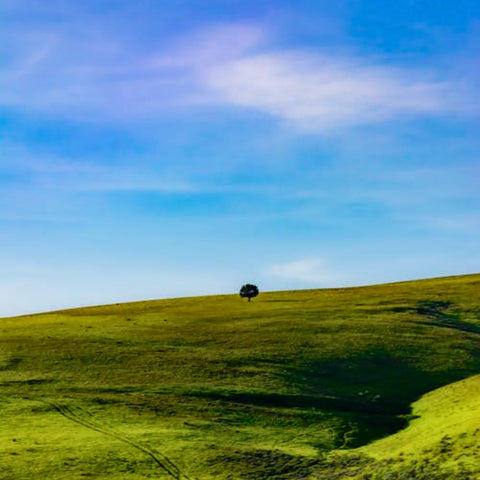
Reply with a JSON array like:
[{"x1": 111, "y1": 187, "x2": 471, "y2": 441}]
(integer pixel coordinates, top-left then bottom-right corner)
[
  {"x1": 363, "y1": 373, "x2": 480, "y2": 460},
  {"x1": 1, "y1": 274, "x2": 480, "y2": 479}
]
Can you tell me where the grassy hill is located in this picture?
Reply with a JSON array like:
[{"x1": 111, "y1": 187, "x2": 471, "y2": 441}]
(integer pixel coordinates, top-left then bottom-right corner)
[
  {"x1": 1, "y1": 274, "x2": 480, "y2": 479},
  {"x1": 360, "y1": 373, "x2": 480, "y2": 467}
]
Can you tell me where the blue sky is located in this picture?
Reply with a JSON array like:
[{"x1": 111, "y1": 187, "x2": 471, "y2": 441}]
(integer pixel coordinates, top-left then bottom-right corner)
[{"x1": 1, "y1": 0, "x2": 479, "y2": 316}]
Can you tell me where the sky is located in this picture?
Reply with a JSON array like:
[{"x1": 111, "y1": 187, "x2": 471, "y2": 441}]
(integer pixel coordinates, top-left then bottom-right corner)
[{"x1": 1, "y1": 0, "x2": 479, "y2": 316}]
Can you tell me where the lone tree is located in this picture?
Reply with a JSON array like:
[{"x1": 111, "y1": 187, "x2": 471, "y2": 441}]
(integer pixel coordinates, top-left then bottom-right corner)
[{"x1": 240, "y1": 284, "x2": 259, "y2": 302}]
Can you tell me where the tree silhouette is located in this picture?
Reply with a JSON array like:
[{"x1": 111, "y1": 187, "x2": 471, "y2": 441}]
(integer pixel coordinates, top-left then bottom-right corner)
[{"x1": 240, "y1": 284, "x2": 259, "y2": 302}]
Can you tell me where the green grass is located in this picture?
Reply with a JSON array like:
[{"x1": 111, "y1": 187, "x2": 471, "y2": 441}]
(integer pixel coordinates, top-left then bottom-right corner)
[
  {"x1": 362, "y1": 373, "x2": 480, "y2": 460},
  {"x1": 1, "y1": 273, "x2": 480, "y2": 479}
]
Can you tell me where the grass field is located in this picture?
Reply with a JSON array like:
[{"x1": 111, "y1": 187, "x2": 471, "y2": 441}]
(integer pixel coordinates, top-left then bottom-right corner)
[{"x1": 1, "y1": 274, "x2": 480, "y2": 479}]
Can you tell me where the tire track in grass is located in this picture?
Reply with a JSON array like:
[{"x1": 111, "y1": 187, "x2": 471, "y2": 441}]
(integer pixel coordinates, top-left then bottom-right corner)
[{"x1": 38, "y1": 399, "x2": 194, "y2": 480}]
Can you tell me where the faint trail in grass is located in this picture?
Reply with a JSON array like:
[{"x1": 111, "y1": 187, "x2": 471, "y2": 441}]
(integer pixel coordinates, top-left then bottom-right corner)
[
  {"x1": 34, "y1": 398, "x2": 194, "y2": 480},
  {"x1": 340, "y1": 422, "x2": 357, "y2": 449}
]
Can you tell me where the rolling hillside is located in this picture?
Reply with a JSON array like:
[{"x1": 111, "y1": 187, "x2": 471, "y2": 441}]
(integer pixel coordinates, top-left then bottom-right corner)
[{"x1": 1, "y1": 274, "x2": 480, "y2": 479}]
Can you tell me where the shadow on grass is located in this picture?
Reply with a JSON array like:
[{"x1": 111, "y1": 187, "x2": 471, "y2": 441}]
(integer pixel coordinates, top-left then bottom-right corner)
[
  {"x1": 390, "y1": 299, "x2": 480, "y2": 334},
  {"x1": 187, "y1": 344, "x2": 480, "y2": 449},
  {"x1": 183, "y1": 390, "x2": 397, "y2": 415},
  {"x1": 0, "y1": 378, "x2": 54, "y2": 386},
  {"x1": 182, "y1": 388, "x2": 407, "y2": 449},
  {"x1": 284, "y1": 348, "x2": 477, "y2": 413}
]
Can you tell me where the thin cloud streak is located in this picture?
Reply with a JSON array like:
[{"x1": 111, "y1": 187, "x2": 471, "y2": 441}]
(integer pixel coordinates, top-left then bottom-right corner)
[
  {"x1": 1, "y1": 21, "x2": 477, "y2": 129},
  {"x1": 204, "y1": 52, "x2": 473, "y2": 130},
  {"x1": 406, "y1": 213, "x2": 480, "y2": 235},
  {"x1": 0, "y1": 23, "x2": 263, "y2": 119},
  {"x1": 1, "y1": 142, "x2": 195, "y2": 193},
  {"x1": 267, "y1": 258, "x2": 344, "y2": 284}
]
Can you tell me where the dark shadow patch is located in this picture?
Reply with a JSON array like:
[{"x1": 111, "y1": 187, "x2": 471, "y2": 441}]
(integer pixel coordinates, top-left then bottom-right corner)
[
  {"x1": 415, "y1": 300, "x2": 453, "y2": 317},
  {"x1": 0, "y1": 378, "x2": 54, "y2": 386},
  {"x1": 276, "y1": 347, "x2": 480, "y2": 447},
  {"x1": 0, "y1": 356, "x2": 22, "y2": 371},
  {"x1": 209, "y1": 449, "x2": 324, "y2": 480},
  {"x1": 182, "y1": 386, "x2": 408, "y2": 448},
  {"x1": 183, "y1": 390, "x2": 398, "y2": 415},
  {"x1": 284, "y1": 351, "x2": 429, "y2": 413},
  {"x1": 391, "y1": 300, "x2": 480, "y2": 334}
]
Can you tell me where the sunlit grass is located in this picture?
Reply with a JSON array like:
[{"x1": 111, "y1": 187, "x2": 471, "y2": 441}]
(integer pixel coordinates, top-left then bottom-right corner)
[{"x1": 361, "y1": 373, "x2": 480, "y2": 465}]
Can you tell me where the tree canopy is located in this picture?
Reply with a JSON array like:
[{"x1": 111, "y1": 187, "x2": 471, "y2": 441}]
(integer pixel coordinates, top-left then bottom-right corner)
[{"x1": 240, "y1": 284, "x2": 259, "y2": 302}]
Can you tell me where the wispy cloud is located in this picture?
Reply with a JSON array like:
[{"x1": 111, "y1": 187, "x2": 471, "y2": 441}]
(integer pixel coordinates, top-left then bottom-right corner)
[
  {"x1": 408, "y1": 213, "x2": 480, "y2": 235},
  {"x1": 267, "y1": 257, "x2": 342, "y2": 284},
  {"x1": 0, "y1": 21, "x2": 263, "y2": 119},
  {"x1": 203, "y1": 52, "x2": 474, "y2": 130},
  {"x1": 1, "y1": 19, "x2": 477, "y2": 129},
  {"x1": 1, "y1": 141, "x2": 195, "y2": 194}
]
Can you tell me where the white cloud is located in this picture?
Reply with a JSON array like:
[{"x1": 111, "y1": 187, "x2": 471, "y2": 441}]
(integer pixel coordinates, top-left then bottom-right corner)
[
  {"x1": 1, "y1": 20, "x2": 477, "y2": 129},
  {"x1": 203, "y1": 52, "x2": 472, "y2": 130},
  {"x1": 150, "y1": 23, "x2": 264, "y2": 70},
  {"x1": 0, "y1": 22, "x2": 263, "y2": 119},
  {"x1": 267, "y1": 257, "x2": 340, "y2": 284}
]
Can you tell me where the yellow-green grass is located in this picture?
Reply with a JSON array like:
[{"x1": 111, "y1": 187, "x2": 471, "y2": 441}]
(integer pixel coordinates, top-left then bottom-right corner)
[
  {"x1": 1, "y1": 274, "x2": 480, "y2": 479},
  {"x1": 323, "y1": 373, "x2": 480, "y2": 479},
  {"x1": 359, "y1": 373, "x2": 480, "y2": 470}
]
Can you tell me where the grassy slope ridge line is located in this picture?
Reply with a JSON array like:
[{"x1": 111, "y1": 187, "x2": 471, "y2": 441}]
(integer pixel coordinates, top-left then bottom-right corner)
[
  {"x1": 362, "y1": 373, "x2": 480, "y2": 459},
  {"x1": 1, "y1": 273, "x2": 480, "y2": 479}
]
